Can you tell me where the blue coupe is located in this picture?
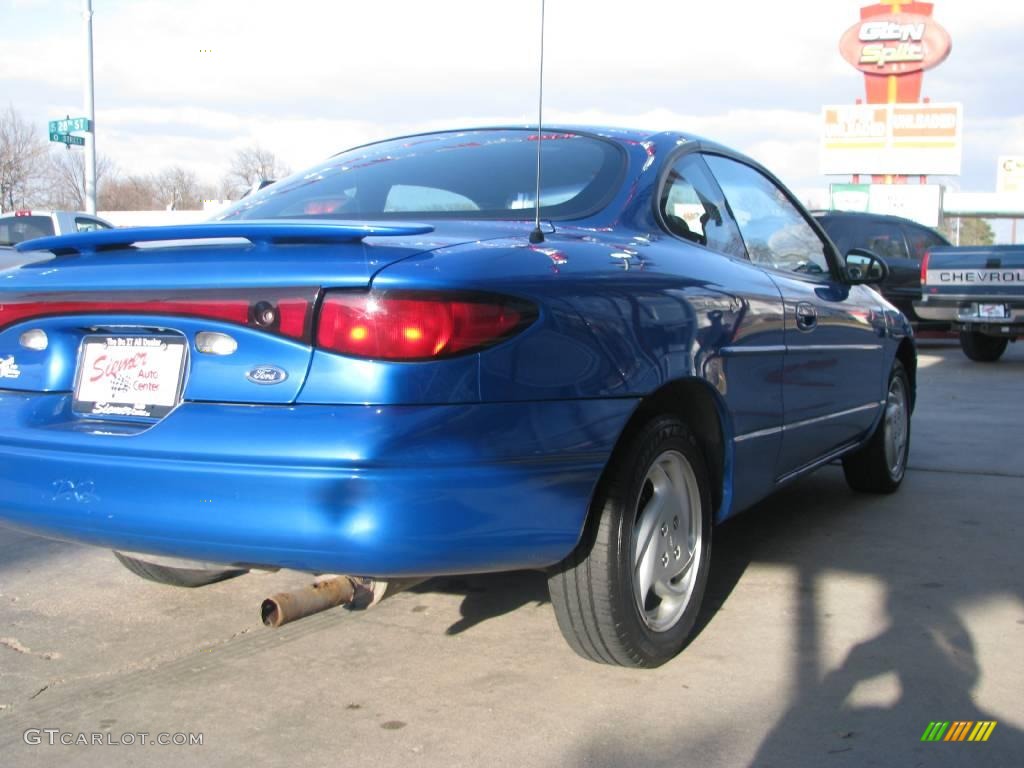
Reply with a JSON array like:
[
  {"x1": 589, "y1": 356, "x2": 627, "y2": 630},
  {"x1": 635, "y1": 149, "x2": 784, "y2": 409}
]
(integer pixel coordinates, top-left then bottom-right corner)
[{"x1": 0, "y1": 127, "x2": 914, "y2": 666}]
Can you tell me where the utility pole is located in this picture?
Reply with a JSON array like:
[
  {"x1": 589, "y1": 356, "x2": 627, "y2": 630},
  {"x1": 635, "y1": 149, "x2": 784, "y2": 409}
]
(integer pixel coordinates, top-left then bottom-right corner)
[{"x1": 83, "y1": 0, "x2": 97, "y2": 213}]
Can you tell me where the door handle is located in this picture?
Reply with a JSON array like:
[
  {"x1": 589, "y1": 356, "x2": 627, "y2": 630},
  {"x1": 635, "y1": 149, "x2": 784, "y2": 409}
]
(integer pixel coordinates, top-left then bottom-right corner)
[{"x1": 795, "y1": 302, "x2": 817, "y2": 332}]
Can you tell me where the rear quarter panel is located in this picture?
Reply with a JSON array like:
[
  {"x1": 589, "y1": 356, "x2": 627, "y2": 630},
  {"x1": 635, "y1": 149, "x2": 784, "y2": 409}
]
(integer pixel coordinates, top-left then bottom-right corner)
[{"x1": 373, "y1": 227, "x2": 789, "y2": 515}]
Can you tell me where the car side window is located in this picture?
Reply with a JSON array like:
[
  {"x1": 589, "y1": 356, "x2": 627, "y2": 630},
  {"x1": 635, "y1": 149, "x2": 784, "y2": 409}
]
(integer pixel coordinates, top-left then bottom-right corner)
[
  {"x1": 658, "y1": 154, "x2": 747, "y2": 259},
  {"x1": 861, "y1": 221, "x2": 909, "y2": 261},
  {"x1": 74, "y1": 217, "x2": 111, "y2": 233},
  {"x1": 902, "y1": 224, "x2": 946, "y2": 260},
  {"x1": 814, "y1": 216, "x2": 856, "y2": 257},
  {"x1": 705, "y1": 155, "x2": 832, "y2": 277},
  {"x1": 384, "y1": 184, "x2": 479, "y2": 213}
]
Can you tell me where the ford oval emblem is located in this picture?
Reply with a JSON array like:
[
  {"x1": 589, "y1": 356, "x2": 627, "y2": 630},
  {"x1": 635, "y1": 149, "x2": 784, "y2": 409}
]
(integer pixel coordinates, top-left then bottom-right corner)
[{"x1": 246, "y1": 365, "x2": 288, "y2": 385}]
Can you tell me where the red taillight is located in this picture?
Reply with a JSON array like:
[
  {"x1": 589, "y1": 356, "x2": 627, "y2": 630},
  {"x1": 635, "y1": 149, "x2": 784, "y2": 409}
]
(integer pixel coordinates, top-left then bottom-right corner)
[
  {"x1": 0, "y1": 290, "x2": 317, "y2": 342},
  {"x1": 316, "y1": 291, "x2": 536, "y2": 361},
  {"x1": 920, "y1": 250, "x2": 930, "y2": 287}
]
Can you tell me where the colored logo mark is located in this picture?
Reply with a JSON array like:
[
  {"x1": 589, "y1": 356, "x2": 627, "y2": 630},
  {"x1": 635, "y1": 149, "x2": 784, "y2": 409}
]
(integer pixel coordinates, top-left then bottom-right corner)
[
  {"x1": 921, "y1": 721, "x2": 997, "y2": 742},
  {"x1": 245, "y1": 365, "x2": 288, "y2": 385}
]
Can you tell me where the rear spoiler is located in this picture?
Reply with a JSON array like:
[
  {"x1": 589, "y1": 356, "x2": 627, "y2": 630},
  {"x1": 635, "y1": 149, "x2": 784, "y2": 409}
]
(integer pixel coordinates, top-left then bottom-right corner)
[{"x1": 16, "y1": 220, "x2": 435, "y2": 256}]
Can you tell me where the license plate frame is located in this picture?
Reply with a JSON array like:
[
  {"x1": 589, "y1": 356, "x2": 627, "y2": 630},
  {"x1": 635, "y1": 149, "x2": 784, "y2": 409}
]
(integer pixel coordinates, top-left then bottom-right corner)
[
  {"x1": 977, "y1": 303, "x2": 1009, "y2": 319},
  {"x1": 72, "y1": 334, "x2": 188, "y2": 420}
]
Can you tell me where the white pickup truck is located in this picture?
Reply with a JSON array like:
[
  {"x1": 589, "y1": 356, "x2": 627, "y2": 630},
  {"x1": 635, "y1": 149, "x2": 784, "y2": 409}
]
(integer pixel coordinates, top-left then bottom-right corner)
[
  {"x1": 918, "y1": 244, "x2": 1024, "y2": 362},
  {"x1": 0, "y1": 210, "x2": 114, "y2": 270}
]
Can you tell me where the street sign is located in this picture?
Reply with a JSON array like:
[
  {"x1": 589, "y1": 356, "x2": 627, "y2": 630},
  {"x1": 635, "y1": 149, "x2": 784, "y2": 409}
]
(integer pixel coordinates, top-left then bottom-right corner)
[
  {"x1": 49, "y1": 132, "x2": 86, "y2": 146},
  {"x1": 47, "y1": 117, "x2": 91, "y2": 134}
]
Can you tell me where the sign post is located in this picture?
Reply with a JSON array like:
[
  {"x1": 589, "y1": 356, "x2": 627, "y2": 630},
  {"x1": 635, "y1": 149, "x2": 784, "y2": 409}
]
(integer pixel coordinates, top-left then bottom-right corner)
[
  {"x1": 826, "y1": 0, "x2": 957, "y2": 228},
  {"x1": 47, "y1": 2, "x2": 97, "y2": 211},
  {"x1": 82, "y1": 0, "x2": 97, "y2": 214}
]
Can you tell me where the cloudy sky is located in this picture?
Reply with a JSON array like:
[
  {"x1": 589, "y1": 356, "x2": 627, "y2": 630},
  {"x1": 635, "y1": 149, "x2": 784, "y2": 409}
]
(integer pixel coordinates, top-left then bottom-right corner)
[{"x1": 2, "y1": 0, "x2": 1022, "y2": 202}]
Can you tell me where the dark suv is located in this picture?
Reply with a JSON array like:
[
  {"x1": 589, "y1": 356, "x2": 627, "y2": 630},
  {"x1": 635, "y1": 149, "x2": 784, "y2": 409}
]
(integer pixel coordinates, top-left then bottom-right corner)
[{"x1": 813, "y1": 210, "x2": 950, "y2": 323}]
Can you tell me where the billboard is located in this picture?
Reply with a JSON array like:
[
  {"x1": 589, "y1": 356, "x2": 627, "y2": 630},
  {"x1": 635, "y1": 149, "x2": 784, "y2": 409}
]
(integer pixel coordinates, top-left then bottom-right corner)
[
  {"x1": 839, "y1": 10, "x2": 952, "y2": 76},
  {"x1": 830, "y1": 183, "x2": 871, "y2": 213},
  {"x1": 829, "y1": 183, "x2": 943, "y2": 227},
  {"x1": 839, "y1": 2, "x2": 952, "y2": 104},
  {"x1": 996, "y1": 156, "x2": 1024, "y2": 194},
  {"x1": 820, "y1": 102, "x2": 962, "y2": 176}
]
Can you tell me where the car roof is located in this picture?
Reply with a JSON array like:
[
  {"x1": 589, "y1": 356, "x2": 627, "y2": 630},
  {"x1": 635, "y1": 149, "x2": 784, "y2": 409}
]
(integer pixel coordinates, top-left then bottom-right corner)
[
  {"x1": 811, "y1": 209, "x2": 936, "y2": 228},
  {"x1": 0, "y1": 210, "x2": 108, "y2": 218},
  {"x1": 330, "y1": 125, "x2": 774, "y2": 188},
  {"x1": 335, "y1": 125, "x2": 706, "y2": 154}
]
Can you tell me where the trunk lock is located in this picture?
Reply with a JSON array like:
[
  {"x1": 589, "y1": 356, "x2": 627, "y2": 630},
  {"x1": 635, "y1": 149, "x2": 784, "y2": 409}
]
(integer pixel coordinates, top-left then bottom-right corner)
[{"x1": 195, "y1": 332, "x2": 238, "y2": 356}]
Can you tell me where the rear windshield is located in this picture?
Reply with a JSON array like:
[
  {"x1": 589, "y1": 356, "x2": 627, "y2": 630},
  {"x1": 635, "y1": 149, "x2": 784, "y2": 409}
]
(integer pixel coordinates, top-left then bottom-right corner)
[
  {"x1": 216, "y1": 129, "x2": 624, "y2": 222},
  {"x1": 0, "y1": 216, "x2": 55, "y2": 245}
]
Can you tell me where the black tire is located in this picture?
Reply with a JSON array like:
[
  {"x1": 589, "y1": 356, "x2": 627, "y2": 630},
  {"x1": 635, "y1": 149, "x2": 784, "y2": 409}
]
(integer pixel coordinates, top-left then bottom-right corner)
[
  {"x1": 548, "y1": 415, "x2": 712, "y2": 668},
  {"x1": 959, "y1": 331, "x2": 1008, "y2": 363},
  {"x1": 113, "y1": 551, "x2": 248, "y2": 588},
  {"x1": 842, "y1": 360, "x2": 911, "y2": 493}
]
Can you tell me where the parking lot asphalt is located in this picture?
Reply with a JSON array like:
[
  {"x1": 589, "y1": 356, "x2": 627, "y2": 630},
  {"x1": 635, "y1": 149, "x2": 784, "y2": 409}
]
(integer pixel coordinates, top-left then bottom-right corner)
[{"x1": 1, "y1": 340, "x2": 1022, "y2": 767}]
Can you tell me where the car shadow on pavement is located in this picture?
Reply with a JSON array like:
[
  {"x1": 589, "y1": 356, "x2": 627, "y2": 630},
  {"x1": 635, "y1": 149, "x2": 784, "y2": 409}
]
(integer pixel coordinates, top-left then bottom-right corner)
[
  {"x1": 742, "y1": 476, "x2": 1024, "y2": 766},
  {"x1": 406, "y1": 475, "x2": 855, "y2": 646},
  {"x1": 564, "y1": 461, "x2": 1024, "y2": 766},
  {"x1": 406, "y1": 486, "x2": 799, "y2": 643},
  {"x1": 411, "y1": 492, "x2": 768, "y2": 640},
  {"x1": 411, "y1": 570, "x2": 551, "y2": 635},
  {"x1": 0, "y1": 526, "x2": 80, "y2": 575}
]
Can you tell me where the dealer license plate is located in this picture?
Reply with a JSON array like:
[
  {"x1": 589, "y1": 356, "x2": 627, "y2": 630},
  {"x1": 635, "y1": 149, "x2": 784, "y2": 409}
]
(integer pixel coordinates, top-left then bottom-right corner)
[
  {"x1": 73, "y1": 335, "x2": 187, "y2": 419},
  {"x1": 977, "y1": 303, "x2": 1009, "y2": 319}
]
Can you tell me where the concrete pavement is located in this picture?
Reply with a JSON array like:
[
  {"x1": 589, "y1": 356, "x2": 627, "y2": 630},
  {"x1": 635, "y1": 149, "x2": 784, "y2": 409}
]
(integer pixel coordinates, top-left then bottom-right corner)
[{"x1": 1, "y1": 340, "x2": 1022, "y2": 767}]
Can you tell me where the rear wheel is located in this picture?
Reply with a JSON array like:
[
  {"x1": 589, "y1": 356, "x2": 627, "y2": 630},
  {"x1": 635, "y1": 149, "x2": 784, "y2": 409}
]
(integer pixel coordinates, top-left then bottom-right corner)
[
  {"x1": 842, "y1": 360, "x2": 911, "y2": 493},
  {"x1": 959, "y1": 331, "x2": 1008, "y2": 362},
  {"x1": 548, "y1": 415, "x2": 712, "y2": 667},
  {"x1": 113, "y1": 551, "x2": 249, "y2": 588}
]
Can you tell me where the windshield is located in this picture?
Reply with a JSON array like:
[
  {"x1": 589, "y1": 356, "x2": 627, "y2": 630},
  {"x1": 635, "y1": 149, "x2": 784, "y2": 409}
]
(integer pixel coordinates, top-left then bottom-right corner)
[{"x1": 216, "y1": 129, "x2": 624, "y2": 222}]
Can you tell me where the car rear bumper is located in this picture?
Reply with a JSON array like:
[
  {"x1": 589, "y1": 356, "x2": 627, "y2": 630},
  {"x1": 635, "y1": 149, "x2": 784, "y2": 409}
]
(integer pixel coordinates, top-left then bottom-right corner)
[
  {"x1": 915, "y1": 298, "x2": 1024, "y2": 325},
  {"x1": 0, "y1": 392, "x2": 637, "y2": 576},
  {"x1": 913, "y1": 300, "x2": 957, "y2": 322}
]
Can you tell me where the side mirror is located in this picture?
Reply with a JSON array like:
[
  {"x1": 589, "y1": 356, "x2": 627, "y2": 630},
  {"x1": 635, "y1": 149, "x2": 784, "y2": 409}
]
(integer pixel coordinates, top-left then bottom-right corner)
[{"x1": 844, "y1": 248, "x2": 889, "y2": 285}]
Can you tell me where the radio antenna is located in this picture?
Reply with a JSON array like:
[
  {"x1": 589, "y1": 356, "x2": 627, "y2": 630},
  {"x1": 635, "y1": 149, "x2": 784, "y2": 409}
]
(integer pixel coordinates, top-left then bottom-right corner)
[{"x1": 528, "y1": 0, "x2": 546, "y2": 245}]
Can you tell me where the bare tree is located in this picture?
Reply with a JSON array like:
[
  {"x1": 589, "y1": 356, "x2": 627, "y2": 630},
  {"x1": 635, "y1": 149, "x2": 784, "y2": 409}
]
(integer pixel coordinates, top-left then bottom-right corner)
[
  {"x1": 155, "y1": 165, "x2": 202, "y2": 210},
  {"x1": 197, "y1": 181, "x2": 218, "y2": 205},
  {"x1": 100, "y1": 168, "x2": 217, "y2": 211},
  {"x1": 45, "y1": 147, "x2": 113, "y2": 210},
  {"x1": 221, "y1": 145, "x2": 290, "y2": 199},
  {"x1": 0, "y1": 105, "x2": 49, "y2": 211},
  {"x1": 100, "y1": 174, "x2": 160, "y2": 211}
]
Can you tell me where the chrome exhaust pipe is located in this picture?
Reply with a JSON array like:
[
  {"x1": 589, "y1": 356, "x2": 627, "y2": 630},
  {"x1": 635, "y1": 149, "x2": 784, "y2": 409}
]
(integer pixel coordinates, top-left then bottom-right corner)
[{"x1": 261, "y1": 576, "x2": 425, "y2": 628}]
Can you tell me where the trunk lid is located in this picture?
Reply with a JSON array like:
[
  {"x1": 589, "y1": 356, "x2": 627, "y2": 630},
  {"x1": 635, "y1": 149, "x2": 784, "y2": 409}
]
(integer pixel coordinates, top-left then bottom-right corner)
[
  {"x1": 924, "y1": 245, "x2": 1024, "y2": 298},
  {"x1": 0, "y1": 221, "x2": 440, "y2": 409}
]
